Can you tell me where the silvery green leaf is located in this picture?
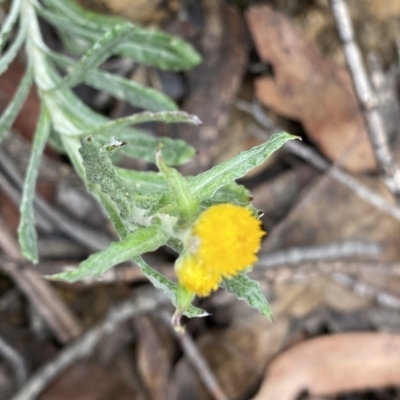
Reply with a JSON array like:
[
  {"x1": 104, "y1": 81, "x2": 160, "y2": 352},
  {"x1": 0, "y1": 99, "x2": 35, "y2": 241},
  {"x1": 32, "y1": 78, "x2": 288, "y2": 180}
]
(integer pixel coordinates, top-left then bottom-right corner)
[
  {"x1": 56, "y1": 23, "x2": 134, "y2": 89},
  {"x1": 0, "y1": 23, "x2": 26, "y2": 75},
  {"x1": 220, "y1": 273, "x2": 272, "y2": 321},
  {"x1": 80, "y1": 136, "x2": 132, "y2": 219},
  {"x1": 116, "y1": 169, "x2": 168, "y2": 193},
  {"x1": 116, "y1": 130, "x2": 195, "y2": 166},
  {"x1": 48, "y1": 87, "x2": 194, "y2": 166},
  {"x1": 201, "y1": 182, "x2": 251, "y2": 208},
  {"x1": 135, "y1": 257, "x2": 208, "y2": 318},
  {"x1": 84, "y1": 68, "x2": 177, "y2": 112},
  {"x1": 76, "y1": 111, "x2": 201, "y2": 137},
  {"x1": 18, "y1": 106, "x2": 51, "y2": 263},
  {"x1": 60, "y1": 135, "x2": 130, "y2": 237},
  {"x1": 116, "y1": 29, "x2": 201, "y2": 71},
  {"x1": 0, "y1": 0, "x2": 22, "y2": 51},
  {"x1": 0, "y1": 69, "x2": 32, "y2": 144},
  {"x1": 50, "y1": 226, "x2": 167, "y2": 282},
  {"x1": 40, "y1": 0, "x2": 201, "y2": 71},
  {"x1": 188, "y1": 133, "x2": 298, "y2": 200},
  {"x1": 41, "y1": 0, "x2": 122, "y2": 32},
  {"x1": 156, "y1": 149, "x2": 198, "y2": 225},
  {"x1": 115, "y1": 169, "x2": 167, "y2": 209}
]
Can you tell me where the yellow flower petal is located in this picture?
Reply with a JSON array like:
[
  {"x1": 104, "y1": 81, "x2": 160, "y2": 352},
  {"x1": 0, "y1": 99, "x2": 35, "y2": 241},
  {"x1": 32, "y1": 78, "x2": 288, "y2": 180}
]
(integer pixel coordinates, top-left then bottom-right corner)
[
  {"x1": 176, "y1": 203, "x2": 265, "y2": 297},
  {"x1": 176, "y1": 255, "x2": 221, "y2": 297}
]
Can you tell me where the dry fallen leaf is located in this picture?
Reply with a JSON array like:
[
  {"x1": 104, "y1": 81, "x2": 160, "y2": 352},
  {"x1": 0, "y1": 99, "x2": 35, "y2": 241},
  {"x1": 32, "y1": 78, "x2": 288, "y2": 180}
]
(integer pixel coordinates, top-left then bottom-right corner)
[
  {"x1": 246, "y1": 6, "x2": 375, "y2": 172},
  {"x1": 252, "y1": 332, "x2": 400, "y2": 400}
]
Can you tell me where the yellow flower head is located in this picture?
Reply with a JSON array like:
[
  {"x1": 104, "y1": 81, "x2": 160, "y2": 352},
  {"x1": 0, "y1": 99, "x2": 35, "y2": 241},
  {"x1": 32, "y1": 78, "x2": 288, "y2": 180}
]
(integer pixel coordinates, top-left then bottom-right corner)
[{"x1": 176, "y1": 203, "x2": 265, "y2": 297}]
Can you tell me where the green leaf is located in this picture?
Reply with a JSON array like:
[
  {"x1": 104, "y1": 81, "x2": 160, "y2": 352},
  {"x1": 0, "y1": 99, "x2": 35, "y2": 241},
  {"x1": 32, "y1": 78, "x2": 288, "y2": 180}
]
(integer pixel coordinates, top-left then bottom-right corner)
[
  {"x1": 50, "y1": 225, "x2": 167, "y2": 282},
  {"x1": 188, "y1": 133, "x2": 298, "y2": 200},
  {"x1": 85, "y1": 69, "x2": 177, "y2": 112},
  {"x1": 220, "y1": 273, "x2": 273, "y2": 321},
  {"x1": 46, "y1": 84, "x2": 194, "y2": 165},
  {"x1": 17, "y1": 106, "x2": 51, "y2": 263},
  {"x1": 47, "y1": 51, "x2": 177, "y2": 112},
  {"x1": 156, "y1": 149, "x2": 198, "y2": 225},
  {"x1": 115, "y1": 169, "x2": 168, "y2": 209},
  {"x1": 60, "y1": 135, "x2": 130, "y2": 237},
  {"x1": 75, "y1": 111, "x2": 201, "y2": 137},
  {"x1": 56, "y1": 23, "x2": 134, "y2": 89},
  {"x1": 201, "y1": 182, "x2": 251, "y2": 208},
  {"x1": 116, "y1": 168, "x2": 168, "y2": 193},
  {"x1": 80, "y1": 136, "x2": 132, "y2": 219},
  {"x1": 41, "y1": 0, "x2": 122, "y2": 32},
  {"x1": 117, "y1": 129, "x2": 195, "y2": 166},
  {"x1": 40, "y1": 0, "x2": 201, "y2": 71},
  {"x1": 135, "y1": 257, "x2": 208, "y2": 318},
  {"x1": 0, "y1": 69, "x2": 32, "y2": 144},
  {"x1": 116, "y1": 29, "x2": 201, "y2": 71},
  {"x1": 0, "y1": 0, "x2": 22, "y2": 51},
  {"x1": 0, "y1": 23, "x2": 26, "y2": 75}
]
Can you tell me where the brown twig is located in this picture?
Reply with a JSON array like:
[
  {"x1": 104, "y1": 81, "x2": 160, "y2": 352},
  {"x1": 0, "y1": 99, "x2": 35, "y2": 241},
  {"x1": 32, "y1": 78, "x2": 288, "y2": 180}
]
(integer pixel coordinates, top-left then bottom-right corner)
[
  {"x1": 10, "y1": 288, "x2": 167, "y2": 400},
  {"x1": 159, "y1": 310, "x2": 230, "y2": 400},
  {"x1": 0, "y1": 335, "x2": 28, "y2": 387},
  {"x1": 329, "y1": 0, "x2": 400, "y2": 199},
  {"x1": 0, "y1": 216, "x2": 82, "y2": 343}
]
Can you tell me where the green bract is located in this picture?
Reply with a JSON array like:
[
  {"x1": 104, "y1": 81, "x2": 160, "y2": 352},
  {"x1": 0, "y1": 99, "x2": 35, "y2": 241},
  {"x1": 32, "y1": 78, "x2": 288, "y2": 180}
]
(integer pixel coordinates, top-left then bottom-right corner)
[{"x1": 0, "y1": 0, "x2": 299, "y2": 322}]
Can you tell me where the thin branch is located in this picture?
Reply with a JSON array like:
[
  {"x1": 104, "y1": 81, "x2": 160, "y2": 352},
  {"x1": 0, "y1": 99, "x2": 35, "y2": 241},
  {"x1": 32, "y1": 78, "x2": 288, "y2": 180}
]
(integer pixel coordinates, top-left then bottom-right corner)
[
  {"x1": 257, "y1": 241, "x2": 382, "y2": 268},
  {"x1": 329, "y1": 0, "x2": 400, "y2": 199},
  {"x1": 0, "y1": 216, "x2": 82, "y2": 343},
  {"x1": 0, "y1": 335, "x2": 28, "y2": 387},
  {"x1": 10, "y1": 289, "x2": 167, "y2": 400},
  {"x1": 237, "y1": 101, "x2": 400, "y2": 223},
  {"x1": 332, "y1": 272, "x2": 400, "y2": 311},
  {"x1": 252, "y1": 260, "x2": 400, "y2": 283},
  {"x1": 159, "y1": 310, "x2": 230, "y2": 400}
]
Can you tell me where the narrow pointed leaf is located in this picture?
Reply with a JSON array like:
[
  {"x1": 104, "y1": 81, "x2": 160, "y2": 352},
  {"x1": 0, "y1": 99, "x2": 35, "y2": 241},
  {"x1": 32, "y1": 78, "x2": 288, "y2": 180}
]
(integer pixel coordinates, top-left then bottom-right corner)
[
  {"x1": 41, "y1": 0, "x2": 122, "y2": 32},
  {"x1": 0, "y1": 0, "x2": 22, "y2": 51},
  {"x1": 157, "y1": 149, "x2": 198, "y2": 225},
  {"x1": 47, "y1": 86, "x2": 195, "y2": 165},
  {"x1": 40, "y1": 0, "x2": 201, "y2": 71},
  {"x1": 0, "y1": 69, "x2": 32, "y2": 143},
  {"x1": 220, "y1": 273, "x2": 273, "y2": 320},
  {"x1": 116, "y1": 29, "x2": 201, "y2": 71},
  {"x1": 0, "y1": 24, "x2": 26, "y2": 75},
  {"x1": 50, "y1": 225, "x2": 167, "y2": 282},
  {"x1": 117, "y1": 130, "x2": 195, "y2": 166},
  {"x1": 18, "y1": 106, "x2": 51, "y2": 263},
  {"x1": 57, "y1": 23, "x2": 134, "y2": 89},
  {"x1": 135, "y1": 257, "x2": 208, "y2": 318},
  {"x1": 76, "y1": 111, "x2": 201, "y2": 137},
  {"x1": 85, "y1": 69, "x2": 177, "y2": 112},
  {"x1": 48, "y1": 51, "x2": 177, "y2": 111},
  {"x1": 188, "y1": 132, "x2": 298, "y2": 200}
]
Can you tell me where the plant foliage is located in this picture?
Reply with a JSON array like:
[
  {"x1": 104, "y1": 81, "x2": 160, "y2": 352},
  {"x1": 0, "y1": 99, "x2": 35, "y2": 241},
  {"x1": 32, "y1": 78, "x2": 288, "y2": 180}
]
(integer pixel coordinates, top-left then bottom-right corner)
[{"x1": 0, "y1": 0, "x2": 298, "y2": 322}]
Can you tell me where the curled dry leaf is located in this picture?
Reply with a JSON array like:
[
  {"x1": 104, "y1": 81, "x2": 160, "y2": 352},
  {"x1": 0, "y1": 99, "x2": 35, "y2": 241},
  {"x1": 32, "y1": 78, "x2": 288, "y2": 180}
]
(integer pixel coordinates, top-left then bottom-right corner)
[
  {"x1": 246, "y1": 6, "x2": 375, "y2": 173},
  {"x1": 252, "y1": 332, "x2": 400, "y2": 400}
]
